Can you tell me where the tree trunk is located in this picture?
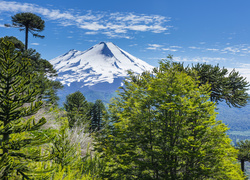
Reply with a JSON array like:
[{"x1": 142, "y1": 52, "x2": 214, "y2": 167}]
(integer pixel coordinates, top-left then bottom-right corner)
[
  {"x1": 241, "y1": 159, "x2": 245, "y2": 172},
  {"x1": 25, "y1": 26, "x2": 28, "y2": 50}
]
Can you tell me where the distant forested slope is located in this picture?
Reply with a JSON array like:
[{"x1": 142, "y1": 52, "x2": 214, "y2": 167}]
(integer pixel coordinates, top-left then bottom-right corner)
[
  {"x1": 216, "y1": 100, "x2": 250, "y2": 143},
  {"x1": 217, "y1": 101, "x2": 250, "y2": 131}
]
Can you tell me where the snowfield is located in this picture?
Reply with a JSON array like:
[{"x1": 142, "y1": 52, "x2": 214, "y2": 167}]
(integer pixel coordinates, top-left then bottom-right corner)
[{"x1": 50, "y1": 42, "x2": 154, "y2": 87}]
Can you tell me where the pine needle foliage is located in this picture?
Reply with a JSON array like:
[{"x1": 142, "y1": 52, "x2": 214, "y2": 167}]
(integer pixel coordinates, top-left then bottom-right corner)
[{"x1": 0, "y1": 41, "x2": 52, "y2": 179}]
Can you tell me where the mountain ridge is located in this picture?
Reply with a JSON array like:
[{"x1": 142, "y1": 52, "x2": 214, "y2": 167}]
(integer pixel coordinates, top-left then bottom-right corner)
[
  {"x1": 50, "y1": 42, "x2": 153, "y2": 87},
  {"x1": 50, "y1": 42, "x2": 154, "y2": 103}
]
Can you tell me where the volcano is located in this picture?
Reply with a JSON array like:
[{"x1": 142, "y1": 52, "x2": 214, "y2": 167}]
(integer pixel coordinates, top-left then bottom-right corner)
[{"x1": 50, "y1": 42, "x2": 154, "y2": 103}]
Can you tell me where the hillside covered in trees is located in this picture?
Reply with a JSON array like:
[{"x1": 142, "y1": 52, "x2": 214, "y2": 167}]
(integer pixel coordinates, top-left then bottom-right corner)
[{"x1": 0, "y1": 12, "x2": 250, "y2": 180}]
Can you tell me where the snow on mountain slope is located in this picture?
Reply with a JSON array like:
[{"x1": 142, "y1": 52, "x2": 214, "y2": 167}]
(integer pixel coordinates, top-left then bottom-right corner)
[{"x1": 50, "y1": 42, "x2": 154, "y2": 87}]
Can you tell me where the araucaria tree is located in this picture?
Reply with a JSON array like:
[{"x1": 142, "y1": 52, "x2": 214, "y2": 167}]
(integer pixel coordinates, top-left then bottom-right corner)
[
  {"x1": 96, "y1": 60, "x2": 244, "y2": 179},
  {"x1": 0, "y1": 41, "x2": 51, "y2": 179},
  {"x1": 0, "y1": 36, "x2": 63, "y2": 105},
  {"x1": 168, "y1": 57, "x2": 249, "y2": 108},
  {"x1": 64, "y1": 91, "x2": 90, "y2": 128},
  {"x1": 91, "y1": 100, "x2": 106, "y2": 131},
  {"x1": 5, "y1": 12, "x2": 45, "y2": 50},
  {"x1": 236, "y1": 140, "x2": 250, "y2": 172}
]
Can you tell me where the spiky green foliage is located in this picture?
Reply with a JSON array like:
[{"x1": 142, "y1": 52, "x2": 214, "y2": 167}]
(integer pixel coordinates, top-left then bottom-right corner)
[
  {"x1": 168, "y1": 56, "x2": 249, "y2": 108},
  {"x1": 5, "y1": 12, "x2": 45, "y2": 50},
  {"x1": 64, "y1": 91, "x2": 90, "y2": 128},
  {"x1": 95, "y1": 60, "x2": 244, "y2": 179},
  {"x1": 0, "y1": 36, "x2": 63, "y2": 105},
  {"x1": 90, "y1": 100, "x2": 106, "y2": 131},
  {"x1": 236, "y1": 140, "x2": 250, "y2": 172},
  {"x1": 44, "y1": 107, "x2": 104, "y2": 179},
  {"x1": 80, "y1": 151, "x2": 107, "y2": 180},
  {"x1": 192, "y1": 63, "x2": 249, "y2": 108},
  {"x1": 0, "y1": 36, "x2": 24, "y2": 51},
  {"x1": 22, "y1": 48, "x2": 63, "y2": 105},
  {"x1": 0, "y1": 41, "x2": 52, "y2": 179},
  {"x1": 51, "y1": 123, "x2": 81, "y2": 170}
]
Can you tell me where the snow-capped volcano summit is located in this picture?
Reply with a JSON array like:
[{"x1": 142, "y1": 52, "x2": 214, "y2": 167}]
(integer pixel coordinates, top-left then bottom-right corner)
[
  {"x1": 50, "y1": 42, "x2": 153, "y2": 87},
  {"x1": 50, "y1": 42, "x2": 154, "y2": 103}
]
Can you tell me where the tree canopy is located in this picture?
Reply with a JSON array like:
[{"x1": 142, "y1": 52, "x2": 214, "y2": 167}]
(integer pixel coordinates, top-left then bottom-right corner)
[
  {"x1": 90, "y1": 99, "x2": 106, "y2": 131},
  {"x1": 166, "y1": 56, "x2": 249, "y2": 108},
  {"x1": 95, "y1": 60, "x2": 244, "y2": 179},
  {"x1": 5, "y1": 12, "x2": 45, "y2": 50},
  {"x1": 0, "y1": 36, "x2": 24, "y2": 51},
  {"x1": 191, "y1": 63, "x2": 249, "y2": 108},
  {"x1": 64, "y1": 91, "x2": 90, "y2": 128}
]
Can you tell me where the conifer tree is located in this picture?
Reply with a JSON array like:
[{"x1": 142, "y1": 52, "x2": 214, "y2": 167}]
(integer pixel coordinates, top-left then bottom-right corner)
[
  {"x1": 0, "y1": 36, "x2": 24, "y2": 51},
  {"x1": 167, "y1": 56, "x2": 249, "y2": 108},
  {"x1": 91, "y1": 100, "x2": 106, "y2": 131},
  {"x1": 0, "y1": 36, "x2": 63, "y2": 105},
  {"x1": 64, "y1": 91, "x2": 90, "y2": 128},
  {"x1": 5, "y1": 12, "x2": 45, "y2": 50},
  {"x1": 52, "y1": 123, "x2": 80, "y2": 170},
  {"x1": 236, "y1": 140, "x2": 250, "y2": 172},
  {"x1": 191, "y1": 63, "x2": 249, "y2": 108},
  {"x1": 0, "y1": 41, "x2": 51, "y2": 179},
  {"x1": 95, "y1": 60, "x2": 244, "y2": 179}
]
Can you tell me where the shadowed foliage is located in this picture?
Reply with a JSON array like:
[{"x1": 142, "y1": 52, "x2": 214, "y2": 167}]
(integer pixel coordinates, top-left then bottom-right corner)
[
  {"x1": 166, "y1": 56, "x2": 249, "y2": 108},
  {"x1": 0, "y1": 41, "x2": 53, "y2": 179}
]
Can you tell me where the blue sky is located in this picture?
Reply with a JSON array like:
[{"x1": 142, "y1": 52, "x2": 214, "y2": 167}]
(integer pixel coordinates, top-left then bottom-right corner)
[{"x1": 1, "y1": 0, "x2": 250, "y2": 83}]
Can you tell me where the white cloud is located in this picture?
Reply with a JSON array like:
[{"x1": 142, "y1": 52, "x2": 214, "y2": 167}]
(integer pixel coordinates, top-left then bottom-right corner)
[
  {"x1": 0, "y1": 1, "x2": 171, "y2": 38},
  {"x1": 126, "y1": 25, "x2": 149, "y2": 31},
  {"x1": 189, "y1": 46, "x2": 201, "y2": 50},
  {"x1": 129, "y1": 44, "x2": 138, "y2": 47},
  {"x1": 219, "y1": 44, "x2": 250, "y2": 55},
  {"x1": 173, "y1": 56, "x2": 227, "y2": 63},
  {"x1": 85, "y1": 31, "x2": 98, "y2": 35},
  {"x1": 79, "y1": 22, "x2": 106, "y2": 31},
  {"x1": 85, "y1": 39, "x2": 97, "y2": 43},
  {"x1": 188, "y1": 43, "x2": 250, "y2": 56},
  {"x1": 102, "y1": 31, "x2": 131, "y2": 39},
  {"x1": 31, "y1": 43, "x2": 39, "y2": 45},
  {"x1": 162, "y1": 48, "x2": 178, "y2": 52},
  {"x1": 146, "y1": 44, "x2": 163, "y2": 50},
  {"x1": 146, "y1": 44, "x2": 182, "y2": 52},
  {"x1": 162, "y1": 45, "x2": 182, "y2": 52},
  {"x1": 221, "y1": 47, "x2": 240, "y2": 54},
  {"x1": 170, "y1": 46, "x2": 182, "y2": 48},
  {"x1": 206, "y1": 48, "x2": 219, "y2": 52}
]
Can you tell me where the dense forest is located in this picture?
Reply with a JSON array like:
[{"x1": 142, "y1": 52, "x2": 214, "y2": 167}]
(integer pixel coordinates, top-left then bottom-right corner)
[{"x1": 0, "y1": 12, "x2": 250, "y2": 179}]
